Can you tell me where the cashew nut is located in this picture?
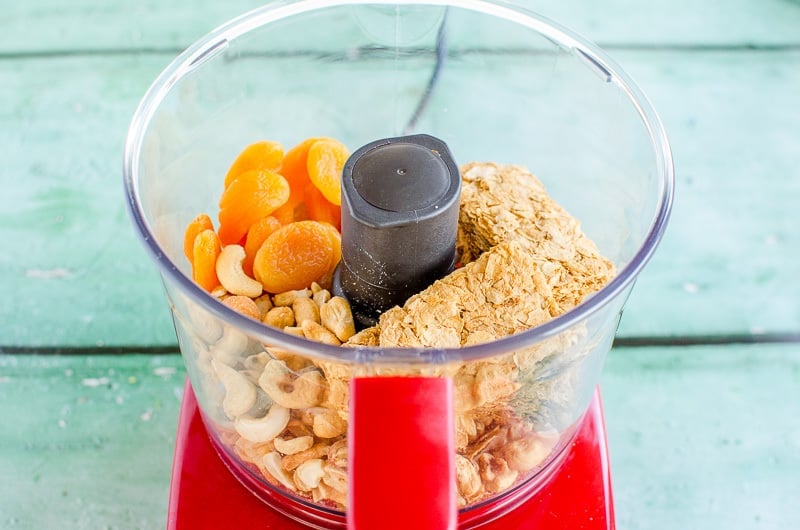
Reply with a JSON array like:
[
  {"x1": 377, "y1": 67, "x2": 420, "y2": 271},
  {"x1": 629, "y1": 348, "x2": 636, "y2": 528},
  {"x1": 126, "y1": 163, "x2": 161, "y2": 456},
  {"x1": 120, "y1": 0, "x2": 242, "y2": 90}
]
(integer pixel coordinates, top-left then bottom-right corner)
[
  {"x1": 321, "y1": 463, "x2": 347, "y2": 494},
  {"x1": 282, "y1": 442, "x2": 331, "y2": 471},
  {"x1": 293, "y1": 458, "x2": 325, "y2": 492},
  {"x1": 190, "y1": 340, "x2": 226, "y2": 416},
  {"x1": 264, "y1": 306, "x2": 295, "y2": 329},
  {"x1": 345, "y1": 326, "x2": 380, "y2": 346},
  {"x1": 285, "y1": 418, "x2": 314, "y2": 438},
  {"x1": 210, "y1": 285, "x2": 228, "y2": 298},
  {"x1": 466, "y1": 425, "x2": 506, "y2": 461},
  {"x1": 456, "y1": 414, "x2": 478, "y2": 450},
  {"x1": 319, "y1": 296, "x2": 356, "y2": 342},
  {"x1": 274, "y1": 435, "x2": 314, "y2": 455},
  {"x1": 298, "y1": 408, "x2": 316, "y2": 427},
  {"x1": 216, "y1": 245, "x2": 263, "y2": 298},
  {"x1": 234, "y1": 404, "x2": 290, "y2": 443},
  {"x1": 320, "y1": 378, "x2": 349, "y2": 417},
  {"x1": 498, "y1": 433, "x2": 556, "y2": 472},
  {"x1": 300, "y1": 320, "x2": 341, "y2": 345},
  {"x1": 258, "y1": 360, "x2": 324, "y2": 409},
  {"x1": 312, "y1": 408, "x2": 347, "y2": 439},
  {"x1": 327, "y1": 439, "x2": 347, "y2": 468},
  {"x1": 273, "y1": 288, "x2": 311, "y2": 307},
  {"x1": 234, "y1": 435, "x2": 275, "y2": 464},
  {"x1": 477, "y1": 453, "x2": 518, "y2": 493},
  {"x1": 209, "y1": 325, "x2": 250, "y2": 366},
  {"x1": 185, "y1": 300, "x2": 223, "y2": 344},
  {"x1": 282, "y1": 326, "x2": 305, "y2": 338},
  {"x1": 253, "y1": 294, "x2": 273, "y2": 319},
  {"x1": 313, "y1": 481, "x2": 346, "y2": 507},
  {"x1": 188, "y1": 335, "x2": 213, "y2": 367},
  {"x1": 292, "y1": 297, "x2": 320, "y2": 326},
  {"x1": 455, "y1": 455, "x2": 482, "y2": 498},
  {"x1": 266, "y1": 348, "x2": 309, "y2": 372},
  {"x1": 457, "y1": 494, "x2": 467, "y2": 509},
  {"x1": 240, "y1": 352, "x2": 270, "y2": 383},
  {"x1": 312, "y1": 287, "x2": 331, "y2": 307},
  {"x1": 263, "y1": 452, "x2": 296, "y2": 491},
  {"x1": 212, "y1": 359, "x2": 257, "y2": 419}
]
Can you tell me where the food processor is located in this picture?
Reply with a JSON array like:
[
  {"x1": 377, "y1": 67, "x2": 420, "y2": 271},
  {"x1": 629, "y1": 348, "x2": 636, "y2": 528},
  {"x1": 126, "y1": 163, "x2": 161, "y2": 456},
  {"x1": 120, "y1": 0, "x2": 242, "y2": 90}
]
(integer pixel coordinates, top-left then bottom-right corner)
[{"x1": 122, "y1": 0, "x2": 674, "y2": 528}]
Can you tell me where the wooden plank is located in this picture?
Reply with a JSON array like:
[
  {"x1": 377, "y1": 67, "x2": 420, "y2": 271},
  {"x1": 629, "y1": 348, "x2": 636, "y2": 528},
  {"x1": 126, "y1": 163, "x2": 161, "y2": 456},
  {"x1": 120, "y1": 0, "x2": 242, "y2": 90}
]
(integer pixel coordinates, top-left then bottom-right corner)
[
  {"x1": 533, "y1": 0, "x2": 800, "y2": 47},
  {"x1": 2, "y1": 0, "x2": 800, "y2": 55},
  {"x1": 0, "y1": 55, "x2": 176, "y2": 348},
  {"x1": 1, "y1": 344, "x2": 797, "y2": 528},
  {"x1": 602, "y1": 343, "x2": 800, "y2": 529},
  {"x1": 1, "y1": 50, "x2": 798, "y2": 347},
  {"x1": 0, "y1": 0, "x2": 265, "y2": 54},
  {"x1": 616, "y1": 49, "x2": 800, "y2": 338},
  {"x1": 0, "y1": 353, "x2": 185, "y2": 529}
]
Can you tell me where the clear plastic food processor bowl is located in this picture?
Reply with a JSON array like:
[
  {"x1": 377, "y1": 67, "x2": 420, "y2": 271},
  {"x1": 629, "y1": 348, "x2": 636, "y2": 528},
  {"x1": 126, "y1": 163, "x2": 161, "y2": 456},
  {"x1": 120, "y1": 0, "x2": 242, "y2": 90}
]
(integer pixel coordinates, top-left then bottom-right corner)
[{"x1": 123, "y1": 0, "x2": 673, "y2": 527}]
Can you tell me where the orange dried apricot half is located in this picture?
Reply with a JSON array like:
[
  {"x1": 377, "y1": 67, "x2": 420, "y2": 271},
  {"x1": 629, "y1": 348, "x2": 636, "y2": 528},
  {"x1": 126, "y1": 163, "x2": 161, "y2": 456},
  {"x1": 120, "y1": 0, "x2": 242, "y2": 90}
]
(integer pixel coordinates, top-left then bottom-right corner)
[
  {"x1": 218, "y1": 169, "x2": 290, "y2": 245},
  {"x1": 281, "y1": 137, "x2": 327, "y2": 187},
  {"x1": 192, "y1": 229, "x2": 222, "y2": 292},
  {"x1": 272, "y1": 137, "x2": 339, "y2": 226},
  {"x1": 319, "y1": 221, "x2": 342, "y2": 270},
  {"x1": 253, "y1": 220, "x2": 338, "y2": 293},
  {"x1": 183, "y1": 213, "x2": 214, "y2": 263},
  {"x1": 307, "y1": 138, "x2": 349, "y2": 206},
  {"x1": 224, "y1": 141, "x2": 284, "y2": 188},
  {"x1": 243, "y1": 215, "x2": 282, "y2": 278},
  {"x1": 305, "y1": 182, "x2": 341, "y2": 231}
]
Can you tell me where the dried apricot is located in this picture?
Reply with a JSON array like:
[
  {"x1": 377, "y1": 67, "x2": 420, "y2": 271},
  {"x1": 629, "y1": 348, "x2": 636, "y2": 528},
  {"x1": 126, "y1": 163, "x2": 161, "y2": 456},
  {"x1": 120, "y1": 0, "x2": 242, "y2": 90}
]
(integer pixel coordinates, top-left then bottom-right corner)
[
  {"x1": 304, "y1": 182, "x2": 341, "y2": 231},
  {"x1": 224, "y1": 141, "x2": 284, "y2": 188},
  {"x1": 319, "y1": 222, "x2": 342, "y2": 269},
  {"x1": 307, "y1": 138, "x2": 348, "y2": 206},
  {"x1": 281, "y1": 137, "x2": 327, "y2": 187},
  {"x1": 271, "y1": 138, "x2": 322, "y2": 225},
  {"x1": 192, "y1": 229, "x2": 222, "y2": 292},
  {"x1": 243, "y1": 216, "x2": 282, "y2": 277},
  {"x1": 271, "y1": 189, "x2": 309, "y2": 225},
  {"x1": 218, "y1": 169, "x2": 290, "y2": 245},
  {"x1": 253, "y1": 221, "x2": 339, "y2": 293},
  {"x1": 183, "y1": 213, "x2": 214, "y2": 263},
  {"x1": 315, "y1": 221, "x2": 342, "y2": 289}
]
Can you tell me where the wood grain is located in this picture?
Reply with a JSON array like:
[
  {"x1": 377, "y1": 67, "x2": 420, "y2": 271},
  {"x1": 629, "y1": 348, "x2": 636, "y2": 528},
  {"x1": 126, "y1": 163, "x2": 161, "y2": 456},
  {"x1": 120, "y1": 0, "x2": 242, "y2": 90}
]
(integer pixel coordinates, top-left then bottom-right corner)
[
  {"x1": 2, "y1": 0, "x2": 799, "y2": 55},
  {"x1": 0, "y1": 353, "x2": 185, "y2": 528},
  {"x1": 603, "y1": 343, "x2": 800, "y2": 528},
  {"x1": 1, "y1": 345, "x2": 797, "y2": 528}
]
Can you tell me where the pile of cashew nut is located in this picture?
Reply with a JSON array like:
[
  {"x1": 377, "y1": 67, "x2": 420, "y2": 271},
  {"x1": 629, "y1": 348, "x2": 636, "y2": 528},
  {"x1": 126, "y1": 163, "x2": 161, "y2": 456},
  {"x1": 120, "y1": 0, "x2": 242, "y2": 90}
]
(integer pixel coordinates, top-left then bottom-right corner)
[
  {"x1": 181, "y1": 275, "x2": 358, "y2": 507},
  {"x1": 219, "y1": 350, "x2": 351, "y2": 505},
  {"x1": 182, "y1": 249, "x2": 564, "y2": 509}
]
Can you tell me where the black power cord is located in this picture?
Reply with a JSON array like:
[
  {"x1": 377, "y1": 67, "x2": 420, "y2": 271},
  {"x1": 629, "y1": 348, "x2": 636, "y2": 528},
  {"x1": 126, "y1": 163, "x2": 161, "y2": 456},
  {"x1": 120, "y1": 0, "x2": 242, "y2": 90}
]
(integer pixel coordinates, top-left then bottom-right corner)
[{"x1": 403, "y1": 10, "x2": 448, "y2": 134}]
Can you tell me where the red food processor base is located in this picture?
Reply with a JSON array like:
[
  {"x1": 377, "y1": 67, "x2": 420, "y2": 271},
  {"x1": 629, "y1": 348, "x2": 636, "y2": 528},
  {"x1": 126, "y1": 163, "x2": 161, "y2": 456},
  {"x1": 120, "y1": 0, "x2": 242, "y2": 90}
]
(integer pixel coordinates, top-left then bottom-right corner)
[{"x1": 167, "y1": 383, "x2": 614, "y2": 529}]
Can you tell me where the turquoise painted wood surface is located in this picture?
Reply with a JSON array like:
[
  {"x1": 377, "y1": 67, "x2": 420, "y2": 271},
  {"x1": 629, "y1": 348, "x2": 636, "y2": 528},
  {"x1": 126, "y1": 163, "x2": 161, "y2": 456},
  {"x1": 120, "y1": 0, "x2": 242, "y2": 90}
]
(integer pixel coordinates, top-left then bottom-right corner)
[
  {"x1": 0, "y1": 354, "x2": 184, "y2": 528},
  {"x1": 2, "y1": 16, "x2": 799, "y2": 348},
  {"x1": 1, "y1": 345, "x2": 798, "y2": 528},
  {"x1": 603, "y1": 344, "x2": 800, "y2": 529},
  {"x1": 3, "y1": 0, "x2": 800, "y2": 54}
]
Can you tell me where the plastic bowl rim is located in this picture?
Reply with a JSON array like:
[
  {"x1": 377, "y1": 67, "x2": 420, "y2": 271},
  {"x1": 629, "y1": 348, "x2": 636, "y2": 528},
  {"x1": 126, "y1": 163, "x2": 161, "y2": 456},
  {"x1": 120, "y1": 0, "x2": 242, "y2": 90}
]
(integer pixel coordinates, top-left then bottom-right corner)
[{"x1": 122, "y1": 0, "x2": 675, "y2": 364}]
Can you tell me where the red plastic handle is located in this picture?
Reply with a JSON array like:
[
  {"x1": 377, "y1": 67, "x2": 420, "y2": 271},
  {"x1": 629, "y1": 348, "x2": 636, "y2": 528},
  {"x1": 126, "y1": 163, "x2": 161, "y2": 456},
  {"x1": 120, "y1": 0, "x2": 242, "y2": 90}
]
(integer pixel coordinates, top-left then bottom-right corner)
[{"x1": 348, "y1": 376, "x2": 456, "y2": 530}]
